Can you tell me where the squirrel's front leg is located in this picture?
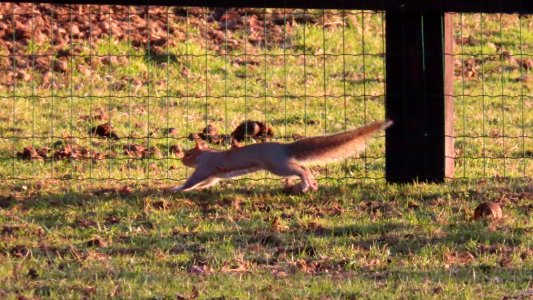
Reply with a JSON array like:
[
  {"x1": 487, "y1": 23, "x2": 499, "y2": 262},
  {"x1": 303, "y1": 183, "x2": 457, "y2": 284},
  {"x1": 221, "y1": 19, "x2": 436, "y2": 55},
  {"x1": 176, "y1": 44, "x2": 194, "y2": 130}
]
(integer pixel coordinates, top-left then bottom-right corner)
[
  {"x1": 169, "y1": 185, "x2": 186, "y2": 192},
  {"x1": 170, "y1": 167, "x2": 215, "y2": 192},
  {"x1": 195, "y1": 177, "x2": 221, "y2": 189}
]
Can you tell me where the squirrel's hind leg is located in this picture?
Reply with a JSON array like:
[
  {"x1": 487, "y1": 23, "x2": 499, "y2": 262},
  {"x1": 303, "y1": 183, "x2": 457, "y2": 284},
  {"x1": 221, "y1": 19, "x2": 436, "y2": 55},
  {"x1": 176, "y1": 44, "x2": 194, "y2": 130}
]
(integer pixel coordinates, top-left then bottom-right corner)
[
  {"x1": 268, "y1": 162, "x2": 317, "y2": 193},
  {"x1": 302, "y1": 167, "x2": 318, "y2": 191}
]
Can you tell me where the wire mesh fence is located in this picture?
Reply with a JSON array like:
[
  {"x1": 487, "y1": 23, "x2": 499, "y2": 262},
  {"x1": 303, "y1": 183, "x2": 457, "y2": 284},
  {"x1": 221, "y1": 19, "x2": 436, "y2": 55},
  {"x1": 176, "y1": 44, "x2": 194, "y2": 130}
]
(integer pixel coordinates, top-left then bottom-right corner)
[
  {"x1": 453, "y1": 13, "x2": 532, "y2": 179},
  {"x1": 0, "y1": 3, "x2": 531, "y2": 185}
]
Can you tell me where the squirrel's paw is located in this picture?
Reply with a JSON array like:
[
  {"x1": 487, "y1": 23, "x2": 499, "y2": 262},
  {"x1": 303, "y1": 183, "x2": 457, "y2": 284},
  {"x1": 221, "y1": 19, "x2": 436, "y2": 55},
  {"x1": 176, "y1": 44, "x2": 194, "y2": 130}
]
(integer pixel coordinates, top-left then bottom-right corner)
[
  {"x1": 309, "y1": 178, "x2": 318, "y2": 191},
  {"x1": 301, "y1": 178, "x2": 318, "y2": 193}
]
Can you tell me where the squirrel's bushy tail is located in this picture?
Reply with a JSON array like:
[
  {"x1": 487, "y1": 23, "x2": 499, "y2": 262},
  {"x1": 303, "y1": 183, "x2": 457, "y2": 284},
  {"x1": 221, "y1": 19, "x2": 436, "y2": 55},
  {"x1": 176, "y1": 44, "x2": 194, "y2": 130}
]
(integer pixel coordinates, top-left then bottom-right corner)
[{"x1": 286, "y1": 120, "x2": 392, "y2": 165}]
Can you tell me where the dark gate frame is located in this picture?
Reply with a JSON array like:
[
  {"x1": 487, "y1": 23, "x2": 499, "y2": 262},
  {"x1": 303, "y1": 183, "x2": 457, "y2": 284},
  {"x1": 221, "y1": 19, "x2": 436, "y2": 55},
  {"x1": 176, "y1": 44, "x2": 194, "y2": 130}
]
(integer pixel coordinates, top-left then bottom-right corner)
[{"x1": 6, "y1": 0, "x2": 532, "y2": 183}]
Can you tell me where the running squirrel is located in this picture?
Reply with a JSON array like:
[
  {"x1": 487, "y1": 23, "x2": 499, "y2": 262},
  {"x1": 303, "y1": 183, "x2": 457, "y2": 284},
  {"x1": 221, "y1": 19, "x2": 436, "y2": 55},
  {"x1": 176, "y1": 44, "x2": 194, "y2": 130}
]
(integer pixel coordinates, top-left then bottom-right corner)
[{"x1": 170, "y1": 120, "x2": 392, "y2": 193}]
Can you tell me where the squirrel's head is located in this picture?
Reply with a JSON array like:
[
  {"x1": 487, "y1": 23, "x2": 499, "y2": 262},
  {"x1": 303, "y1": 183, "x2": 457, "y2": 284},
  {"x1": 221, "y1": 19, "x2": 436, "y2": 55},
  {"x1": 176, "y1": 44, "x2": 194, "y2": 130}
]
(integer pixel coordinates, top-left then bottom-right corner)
[{"x1": 182, "y1": 140, "x2": 208, "y2": 167}]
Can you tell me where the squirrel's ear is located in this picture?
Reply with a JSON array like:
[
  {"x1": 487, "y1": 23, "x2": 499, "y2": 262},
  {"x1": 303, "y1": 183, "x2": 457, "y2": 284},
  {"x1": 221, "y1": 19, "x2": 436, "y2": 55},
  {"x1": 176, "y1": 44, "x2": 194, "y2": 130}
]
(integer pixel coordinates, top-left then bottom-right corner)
[{"x1": 195, "y1": 140, "x2": 208, "y2": 150}]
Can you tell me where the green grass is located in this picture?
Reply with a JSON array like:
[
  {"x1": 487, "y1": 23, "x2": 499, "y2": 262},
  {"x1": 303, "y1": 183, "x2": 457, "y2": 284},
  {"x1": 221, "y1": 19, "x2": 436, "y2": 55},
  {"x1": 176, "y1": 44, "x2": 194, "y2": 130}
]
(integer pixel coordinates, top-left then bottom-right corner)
[
  {"x1": 0, "y1": 10, "x2": 532, "y2": 299},
  {"x1": 0, "y1": 179, "x2": 531, "y2": 299}
]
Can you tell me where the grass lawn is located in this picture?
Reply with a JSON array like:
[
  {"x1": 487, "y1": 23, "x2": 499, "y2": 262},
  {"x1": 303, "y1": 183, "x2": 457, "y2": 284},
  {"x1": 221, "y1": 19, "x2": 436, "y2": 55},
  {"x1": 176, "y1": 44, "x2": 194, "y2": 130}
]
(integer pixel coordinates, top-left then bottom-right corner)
[{"x1": 0, "y1": 7, "x2": 531, "y2": 299}]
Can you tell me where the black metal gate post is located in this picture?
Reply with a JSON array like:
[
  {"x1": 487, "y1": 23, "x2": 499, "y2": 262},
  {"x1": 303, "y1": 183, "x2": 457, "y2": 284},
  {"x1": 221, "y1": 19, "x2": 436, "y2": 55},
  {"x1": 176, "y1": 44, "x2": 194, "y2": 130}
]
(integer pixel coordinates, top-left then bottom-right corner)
[{"x1": 385, "y1": 12, "x2": 454, "y2": 183}]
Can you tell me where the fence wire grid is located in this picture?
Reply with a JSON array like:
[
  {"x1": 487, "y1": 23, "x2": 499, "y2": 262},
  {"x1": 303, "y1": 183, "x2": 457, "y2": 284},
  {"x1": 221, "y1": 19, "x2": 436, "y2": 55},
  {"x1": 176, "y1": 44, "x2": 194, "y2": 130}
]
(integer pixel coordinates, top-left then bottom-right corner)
[{"x1": 0, "y1": 3, "x2": 531, "y2": 184}]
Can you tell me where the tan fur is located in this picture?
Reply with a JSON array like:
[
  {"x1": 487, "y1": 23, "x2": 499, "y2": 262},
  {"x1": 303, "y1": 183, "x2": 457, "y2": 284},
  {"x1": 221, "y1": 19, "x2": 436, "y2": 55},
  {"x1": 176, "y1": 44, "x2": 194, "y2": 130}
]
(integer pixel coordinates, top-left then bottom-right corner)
[
  {"x1": 171, "y1": 120, "x2": 392, "y2": 193},
  {"x1": 287, "y1": 120, "x2": 392, "y2": 164}
]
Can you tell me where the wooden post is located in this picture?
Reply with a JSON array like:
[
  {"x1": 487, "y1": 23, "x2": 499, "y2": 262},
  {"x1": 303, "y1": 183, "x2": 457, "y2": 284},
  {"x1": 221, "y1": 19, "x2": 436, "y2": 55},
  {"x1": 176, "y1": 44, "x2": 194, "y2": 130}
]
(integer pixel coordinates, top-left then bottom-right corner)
[{"x1": 385, "y1": 12, "x2": 454, "y2": 183}]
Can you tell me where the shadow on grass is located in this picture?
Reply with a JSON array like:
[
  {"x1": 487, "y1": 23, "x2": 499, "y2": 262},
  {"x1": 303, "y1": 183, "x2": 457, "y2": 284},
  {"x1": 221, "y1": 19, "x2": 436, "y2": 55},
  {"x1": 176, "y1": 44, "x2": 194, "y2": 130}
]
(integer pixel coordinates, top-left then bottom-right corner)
[
  {"x1": 5, "y1": 176, "x2": 529, "y2": 210},
  {"x1": 5, "y1": 179, "x2": 379, "y2": 209},
  {"x1": 2, "y1": 181, "x2": 529, "y2": 265},
  {"x1": 5, "y1": 218, "x2": 527, "y2": 286}
]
